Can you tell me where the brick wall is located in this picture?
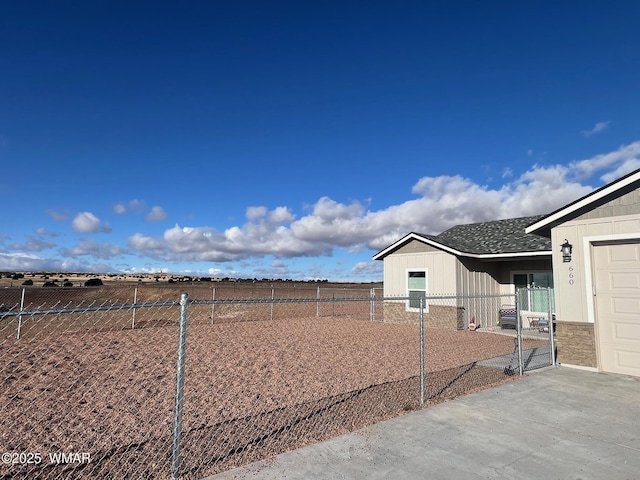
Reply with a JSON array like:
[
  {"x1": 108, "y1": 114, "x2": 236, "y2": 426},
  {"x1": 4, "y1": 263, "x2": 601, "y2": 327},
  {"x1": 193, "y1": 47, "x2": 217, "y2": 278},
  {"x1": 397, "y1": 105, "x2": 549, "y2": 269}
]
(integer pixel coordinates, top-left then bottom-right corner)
[
  {"x1": 382, "y1": 302, "x2": 465, "y2": 330},
  {"x1": 555, "y1": 321, "x2": 597, "y2": 368}
]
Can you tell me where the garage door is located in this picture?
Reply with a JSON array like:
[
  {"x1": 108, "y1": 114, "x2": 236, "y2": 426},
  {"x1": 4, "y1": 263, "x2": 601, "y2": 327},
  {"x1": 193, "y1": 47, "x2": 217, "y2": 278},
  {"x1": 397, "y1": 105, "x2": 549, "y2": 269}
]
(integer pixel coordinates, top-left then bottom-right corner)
[{"x1": 594, "y1": 241, "x2": 640, "y2": 376}]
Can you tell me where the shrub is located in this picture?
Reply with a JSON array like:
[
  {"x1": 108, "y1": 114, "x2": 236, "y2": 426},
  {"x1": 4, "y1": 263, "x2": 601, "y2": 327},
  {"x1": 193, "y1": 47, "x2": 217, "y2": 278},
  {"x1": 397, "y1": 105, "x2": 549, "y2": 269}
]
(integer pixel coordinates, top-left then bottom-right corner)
[
  {"x1": 21, "y1": 279, "x2": 34, "y2": 286},
  {"x1": 84, "y1": 278, "x2": 103, "y2": 287}
]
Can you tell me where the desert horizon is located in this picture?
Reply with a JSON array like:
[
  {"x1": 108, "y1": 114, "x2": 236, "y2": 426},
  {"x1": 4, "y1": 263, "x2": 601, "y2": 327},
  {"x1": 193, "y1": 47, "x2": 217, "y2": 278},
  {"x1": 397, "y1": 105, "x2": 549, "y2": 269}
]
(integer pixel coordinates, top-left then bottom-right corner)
[{"x1": 0, "y1": 271, "x2": 381, "y2": 289}]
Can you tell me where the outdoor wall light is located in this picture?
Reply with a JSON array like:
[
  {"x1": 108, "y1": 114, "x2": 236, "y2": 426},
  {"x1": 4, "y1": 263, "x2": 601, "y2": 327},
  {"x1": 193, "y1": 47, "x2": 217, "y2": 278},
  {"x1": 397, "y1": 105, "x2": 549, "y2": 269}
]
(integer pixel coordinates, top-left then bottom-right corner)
[{"x1": 561, "y1": 239, "x2": 573, "y2": 263}]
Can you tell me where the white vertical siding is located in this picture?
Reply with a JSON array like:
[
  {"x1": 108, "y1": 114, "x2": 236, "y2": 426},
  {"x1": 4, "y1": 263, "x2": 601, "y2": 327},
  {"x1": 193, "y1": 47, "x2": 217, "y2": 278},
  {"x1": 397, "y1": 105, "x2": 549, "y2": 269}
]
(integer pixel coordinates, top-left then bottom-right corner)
[{"x1": 383, "y1": 249, "x2": 456, "y2": 296}]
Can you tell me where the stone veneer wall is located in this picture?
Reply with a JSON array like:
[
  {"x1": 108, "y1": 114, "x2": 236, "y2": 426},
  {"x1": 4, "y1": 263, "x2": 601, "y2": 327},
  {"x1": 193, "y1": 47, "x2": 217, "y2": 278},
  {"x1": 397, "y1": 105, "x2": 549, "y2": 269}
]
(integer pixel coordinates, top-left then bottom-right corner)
[
  {"x1": 555, "y1": 321, "x2": 597, "y2": 368},
  {"x1": 382, "y1": 302, "x2": 465, "y2": 330}
]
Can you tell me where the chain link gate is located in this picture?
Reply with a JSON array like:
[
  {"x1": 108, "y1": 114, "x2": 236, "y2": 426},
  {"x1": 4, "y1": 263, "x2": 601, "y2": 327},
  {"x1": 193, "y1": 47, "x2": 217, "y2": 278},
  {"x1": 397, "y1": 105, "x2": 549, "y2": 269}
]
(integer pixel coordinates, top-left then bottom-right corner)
[{"x1": 515, "y1": 286, "x2": 557, "y2": 374}]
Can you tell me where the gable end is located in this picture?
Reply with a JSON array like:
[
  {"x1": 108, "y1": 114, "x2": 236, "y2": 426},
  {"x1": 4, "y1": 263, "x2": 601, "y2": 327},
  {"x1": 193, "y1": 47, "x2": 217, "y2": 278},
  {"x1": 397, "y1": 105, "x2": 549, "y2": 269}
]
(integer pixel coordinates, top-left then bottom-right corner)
[{"x1": 393, "y1": 239, "x2": 444, "y2": 255}]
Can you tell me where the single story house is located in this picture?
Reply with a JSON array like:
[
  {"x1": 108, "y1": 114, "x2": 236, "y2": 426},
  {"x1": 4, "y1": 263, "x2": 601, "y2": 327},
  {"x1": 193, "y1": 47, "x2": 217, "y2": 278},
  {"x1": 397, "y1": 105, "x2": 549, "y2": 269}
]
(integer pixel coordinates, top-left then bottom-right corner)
[
  {"x1": 374, "y1": 168, "x2": 640, "y2": 377},
  {"x1": 525, "y1": 168, "x2": 640, "y2": 377},
  {"x1": 372, "y1": 215, "x2": 555, "y2": 329}
]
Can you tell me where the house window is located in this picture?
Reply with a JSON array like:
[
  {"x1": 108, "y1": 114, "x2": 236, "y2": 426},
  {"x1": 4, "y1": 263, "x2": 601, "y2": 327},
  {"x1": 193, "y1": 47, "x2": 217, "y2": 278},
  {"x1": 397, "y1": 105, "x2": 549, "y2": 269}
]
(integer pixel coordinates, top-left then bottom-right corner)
[
  {"x1": 513, "y1": 272, "x2": 554, "y2": 312},
  {"x1": 407, "y1": 270, "x2": 427, "y2": 311}
]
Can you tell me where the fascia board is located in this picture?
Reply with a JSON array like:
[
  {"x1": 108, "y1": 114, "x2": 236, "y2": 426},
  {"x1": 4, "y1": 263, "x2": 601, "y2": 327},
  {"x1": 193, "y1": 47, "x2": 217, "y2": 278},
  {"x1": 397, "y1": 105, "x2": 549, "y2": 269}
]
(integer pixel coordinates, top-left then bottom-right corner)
[{"x1": 473, "y1": 251, "x2": 551, "y2": 259}]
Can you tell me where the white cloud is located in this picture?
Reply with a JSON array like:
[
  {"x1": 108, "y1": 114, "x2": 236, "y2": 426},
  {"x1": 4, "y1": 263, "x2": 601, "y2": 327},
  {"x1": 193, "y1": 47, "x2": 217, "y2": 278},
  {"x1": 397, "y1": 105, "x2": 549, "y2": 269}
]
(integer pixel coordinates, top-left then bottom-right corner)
[
  {"x1": 72, "y1": 212, "x2": 112, "y2": 233},
  {"x1": 46, "y1": 209, "x2": 68, "y2": 222},
  {"x1": 311, "y1": 197, "x2": 364, "y2": 220},
  {"x1": 246, "y1": 206, "x2": 267, "y2": 221},
  {"x1": 35, "y1": 227, "x2": 57, "y2": 236},
  {"x1": 122, "y1": 266, "x2": 169, "y2": 274},
  {"x1": 146, "y1": 206, "x2": 168, "y2": 223},
  {"x1": 351, "y1": 262, "x2": 383, "y2": 276},
  {"x1": 0, "y1": 252, "x2": 111, "y2": 273},
  {"x1": 570, "y1": 140, "x2": 640, "y2": 181},
  {"x1": 127, "y1": 233, "x2": 166, "y2": 253},
  {"x1": 14, "y1": 141, "x2": 639, "y2": 278},
  {"x1": 269, "y1": 260, "x2": 290, "y2": 277},
  {"x1": 113, "y1": 199, "x2": 147, "y2": 215},
  {"x1": 581, "y1": 120, "x2": 610, "y2": 137},
  {"x1": 600, "y1": 159, "x2": 640, "y2": 184},
  {"x1": 268, "y1": 206, "x2": 295, "y2": 224},
  {"x1": 128, "y1": 157, "x2": 612, "y2": 263},
  {"x1": 62, "y1": 240, "x2": 125, "y2": 259},
  {"x1": 113, "y1": 203, "x2": 127, "y2": 214},
  {"x1": 8, "y1": 236, "x2": 56, "y2": 252}
]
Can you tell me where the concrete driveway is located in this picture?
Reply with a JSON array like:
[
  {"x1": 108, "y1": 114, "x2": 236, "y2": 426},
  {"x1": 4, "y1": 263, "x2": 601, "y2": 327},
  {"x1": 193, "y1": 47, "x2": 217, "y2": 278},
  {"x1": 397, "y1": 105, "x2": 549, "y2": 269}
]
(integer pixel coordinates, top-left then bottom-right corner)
[{"x1": 206, "y1": 367, "x2": 640, "y2": 480}]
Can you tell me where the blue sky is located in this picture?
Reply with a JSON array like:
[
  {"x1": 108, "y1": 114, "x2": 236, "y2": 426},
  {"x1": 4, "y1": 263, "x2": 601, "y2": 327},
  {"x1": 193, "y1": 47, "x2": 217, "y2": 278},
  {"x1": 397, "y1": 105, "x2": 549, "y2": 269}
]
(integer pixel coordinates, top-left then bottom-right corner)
[{"x1": 1, "y1": 1, "x2": 640, "y2": 281}]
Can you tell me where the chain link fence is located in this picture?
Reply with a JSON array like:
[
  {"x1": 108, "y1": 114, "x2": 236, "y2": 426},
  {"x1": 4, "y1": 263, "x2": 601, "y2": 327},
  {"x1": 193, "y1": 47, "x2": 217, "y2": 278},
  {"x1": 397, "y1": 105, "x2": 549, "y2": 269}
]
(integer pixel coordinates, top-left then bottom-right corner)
[{"x1": 0, "y1": 285, "x2": 554, "y2": 479}]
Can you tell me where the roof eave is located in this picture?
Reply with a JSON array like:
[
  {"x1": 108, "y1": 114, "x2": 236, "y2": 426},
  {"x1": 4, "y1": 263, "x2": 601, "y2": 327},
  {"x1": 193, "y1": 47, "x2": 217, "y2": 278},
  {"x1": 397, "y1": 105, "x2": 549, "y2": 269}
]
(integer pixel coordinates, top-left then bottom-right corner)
[
  {"x1": 373, "y1": 232, "x2": 551, "y2": 260},
  {"x1": 472, "y1": 250, "x2": 551, "y2": 259}
]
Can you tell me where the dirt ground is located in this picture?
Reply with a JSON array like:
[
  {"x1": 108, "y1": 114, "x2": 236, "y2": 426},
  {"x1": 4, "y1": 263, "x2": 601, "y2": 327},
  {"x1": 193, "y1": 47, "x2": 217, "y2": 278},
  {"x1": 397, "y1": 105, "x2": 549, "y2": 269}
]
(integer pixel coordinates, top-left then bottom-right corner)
[{"x1": 0, "y1": 316, "x2": 537, "y2": 479}]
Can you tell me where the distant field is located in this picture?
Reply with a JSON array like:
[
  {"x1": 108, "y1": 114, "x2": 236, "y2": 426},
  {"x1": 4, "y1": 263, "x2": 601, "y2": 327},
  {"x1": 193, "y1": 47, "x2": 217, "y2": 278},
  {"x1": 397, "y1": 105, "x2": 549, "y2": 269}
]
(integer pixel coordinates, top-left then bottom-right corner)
[
  {"x1": 0, "y1": 280, "x2": 381, "y2": 341},
  {"x1": 0, "y1": 272, "x2": 381, "y2": 290}
]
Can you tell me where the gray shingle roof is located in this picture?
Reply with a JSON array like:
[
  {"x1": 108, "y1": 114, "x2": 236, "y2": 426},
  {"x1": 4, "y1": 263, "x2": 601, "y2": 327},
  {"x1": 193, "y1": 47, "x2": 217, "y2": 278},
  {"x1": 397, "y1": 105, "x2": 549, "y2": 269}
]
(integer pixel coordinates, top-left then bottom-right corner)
[{"x1": 416, "y1": 215, "x2": 551, "y2": 255}]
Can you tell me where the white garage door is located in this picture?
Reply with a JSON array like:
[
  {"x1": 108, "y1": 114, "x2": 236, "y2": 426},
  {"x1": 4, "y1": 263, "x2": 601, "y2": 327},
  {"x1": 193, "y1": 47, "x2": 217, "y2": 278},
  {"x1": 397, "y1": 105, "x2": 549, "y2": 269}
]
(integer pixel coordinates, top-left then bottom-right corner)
[{"x1": 594, "y1": 241, "x2": 640, "y2": 376}]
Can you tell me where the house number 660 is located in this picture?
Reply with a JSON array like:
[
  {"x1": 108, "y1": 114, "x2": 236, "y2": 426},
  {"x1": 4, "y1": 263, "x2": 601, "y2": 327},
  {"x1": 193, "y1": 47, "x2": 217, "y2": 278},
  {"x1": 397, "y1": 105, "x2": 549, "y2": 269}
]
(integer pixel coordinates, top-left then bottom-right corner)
[{"x1": 568, "y1": 265, "x2": 574, "y2": 285}]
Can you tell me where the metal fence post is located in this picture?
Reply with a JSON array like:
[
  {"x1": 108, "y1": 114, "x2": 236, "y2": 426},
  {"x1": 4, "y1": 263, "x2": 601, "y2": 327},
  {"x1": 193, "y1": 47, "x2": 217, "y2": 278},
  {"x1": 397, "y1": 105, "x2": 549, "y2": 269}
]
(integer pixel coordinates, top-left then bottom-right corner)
[
  {"x1": 16, "y1": 287, "x2": 26, "y2": 340},
  {"x1": 516, "y1": 290, "x2": 523, "y2": 375},
  {"x1": 547, "y1": 287, "x2": 556, "y2": 365},
  {"x1": 370, "y1": 288, "x2": 374, "y2": 322},
  {"x1": 271, "y1": 288, "x2": 274, "y2": 321},
  {"x1": 211, "y1": 287, "x2": 216, "y2": 324},
  {"x1": 332, "y1": 293, "x2": 335, "y2": 316},
  {"x1": 171, "y1": 293, "x2": 189, "y2": 480},
  {"x1": 419, "y1": 296, "x2": 425, "y2": 406},
  {"x1": 131, "y1": 286, "x2": 138, "y2": 329}
]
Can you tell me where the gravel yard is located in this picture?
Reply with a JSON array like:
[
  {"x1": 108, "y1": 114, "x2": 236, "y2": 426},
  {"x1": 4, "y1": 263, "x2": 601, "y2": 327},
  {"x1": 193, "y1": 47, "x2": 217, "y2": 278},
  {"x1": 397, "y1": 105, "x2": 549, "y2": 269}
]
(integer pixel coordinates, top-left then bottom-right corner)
[{"x1": 1, "y1": 317, "x2": 537, "y2": 479}]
